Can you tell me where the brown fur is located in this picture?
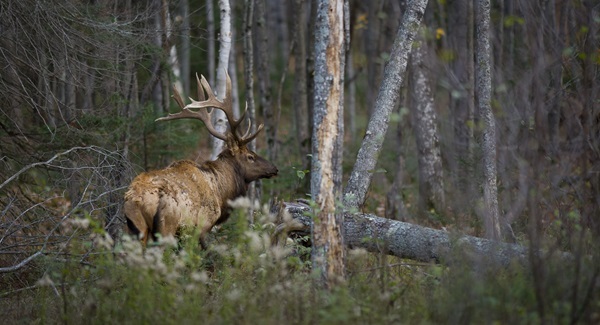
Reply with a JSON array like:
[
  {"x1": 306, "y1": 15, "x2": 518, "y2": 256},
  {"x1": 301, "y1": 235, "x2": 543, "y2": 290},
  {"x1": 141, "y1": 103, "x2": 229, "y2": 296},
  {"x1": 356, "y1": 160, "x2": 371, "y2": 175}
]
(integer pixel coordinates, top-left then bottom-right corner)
[{"x1": 124, "y1": 138, "x2": 277, "y2": 246}]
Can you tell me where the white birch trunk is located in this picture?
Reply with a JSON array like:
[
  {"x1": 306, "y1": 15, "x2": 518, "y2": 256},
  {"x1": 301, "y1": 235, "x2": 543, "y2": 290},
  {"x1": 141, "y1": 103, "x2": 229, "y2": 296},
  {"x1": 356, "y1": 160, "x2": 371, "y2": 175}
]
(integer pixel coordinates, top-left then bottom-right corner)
[{"x1": 211, "y1": 0, "x2": 232, "y2": 159}]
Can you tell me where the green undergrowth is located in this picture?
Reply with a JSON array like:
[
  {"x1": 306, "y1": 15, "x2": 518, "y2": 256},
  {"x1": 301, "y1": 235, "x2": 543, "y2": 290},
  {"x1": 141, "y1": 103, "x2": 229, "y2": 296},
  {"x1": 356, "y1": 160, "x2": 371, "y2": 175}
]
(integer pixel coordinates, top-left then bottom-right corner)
[{"x1": 2, "y1": 204, "x2": 599, "y2": 324}]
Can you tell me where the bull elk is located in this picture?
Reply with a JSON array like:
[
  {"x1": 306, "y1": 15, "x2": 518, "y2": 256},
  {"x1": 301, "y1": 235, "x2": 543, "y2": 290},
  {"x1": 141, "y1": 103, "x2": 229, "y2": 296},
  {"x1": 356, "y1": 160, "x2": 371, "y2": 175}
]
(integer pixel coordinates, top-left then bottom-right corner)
[{"x1": 124, "y1": 72, "x2": 278, "y2": 247}]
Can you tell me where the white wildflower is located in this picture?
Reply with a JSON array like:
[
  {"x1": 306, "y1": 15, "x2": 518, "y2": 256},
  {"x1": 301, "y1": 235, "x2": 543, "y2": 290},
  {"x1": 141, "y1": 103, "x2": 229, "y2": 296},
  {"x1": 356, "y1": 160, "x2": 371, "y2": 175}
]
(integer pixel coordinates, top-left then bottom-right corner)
[
  {"x1": 348, "y1": 248, "x2": 368, "y2": 260},
  {"x1": 226, "y1": 288, "x2": 241, "y2": 301},
  {"x1": 159, "y1": 235, "x2": 178, "y2": 248},
  {"x1": 269, "y1": 245, "x2": 291, "y2": 261},
  {"x1": 191, "y1": 271, "x2": 209, "y2": 284},
  {"x1": 70, "y1": 218, "x2": 90, "y2": 229},
  {"x1": 165, "y1": 271, "x2": 179, "y2": 283},
  {"x1": 228, "y1": 196, "x2": 260, "y2": 210},
  {"x1": 212, "y1": 244, "x2": 229, "y2": 256},
  {"x1": 269, "y1": 283, "x2": 283, "y2": 294},
  {"x1": 36, "y1": 274, "x2": 54, "y2": 287},
  {"x1": 245, "y1": 230, "x2": 263, "y2": 252}
]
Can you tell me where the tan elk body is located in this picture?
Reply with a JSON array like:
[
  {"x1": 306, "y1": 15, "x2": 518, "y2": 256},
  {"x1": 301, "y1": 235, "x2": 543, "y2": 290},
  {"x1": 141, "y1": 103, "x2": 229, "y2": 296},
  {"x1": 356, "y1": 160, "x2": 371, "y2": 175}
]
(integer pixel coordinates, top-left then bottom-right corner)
[{"x1": 124, "y1": 73, "x2": 278, "y2": 246}]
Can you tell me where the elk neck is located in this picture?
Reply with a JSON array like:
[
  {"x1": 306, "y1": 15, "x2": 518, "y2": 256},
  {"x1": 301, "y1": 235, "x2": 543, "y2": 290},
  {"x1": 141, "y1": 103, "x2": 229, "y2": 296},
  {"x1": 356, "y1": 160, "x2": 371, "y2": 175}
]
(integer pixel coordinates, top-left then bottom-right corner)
[{"x1": 198, "y1": 152, "x2": 248, "y2": 205}]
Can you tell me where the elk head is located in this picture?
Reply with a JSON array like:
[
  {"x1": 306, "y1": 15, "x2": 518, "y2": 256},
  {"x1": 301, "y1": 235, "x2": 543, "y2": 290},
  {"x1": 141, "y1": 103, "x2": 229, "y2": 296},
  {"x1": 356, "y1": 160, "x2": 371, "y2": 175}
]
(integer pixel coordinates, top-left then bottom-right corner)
[{"x1": 158, "y1": 72, "x2": 278, "y2": 180}]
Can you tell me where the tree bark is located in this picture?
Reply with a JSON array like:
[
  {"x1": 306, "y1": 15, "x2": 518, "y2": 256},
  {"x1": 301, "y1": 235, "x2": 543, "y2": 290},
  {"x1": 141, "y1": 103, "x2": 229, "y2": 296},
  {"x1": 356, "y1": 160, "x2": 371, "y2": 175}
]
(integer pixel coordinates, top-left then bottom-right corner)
[
  {"x1": 408, "y1": 33, "x2": 445, "y2": 214},
  {"x1": 311, "y1": 0, "x2": 345, "y2": 288},
  {"x1": 211, "y1": 0, "x2": 232, "y2": 159},
  {"x1": 228, "y1": 35, "x2": 241, "y2": 118},
  {"x1": 447, "y1": 0, "x2": 475, "y2": 201},
  {"x1": 364, "y1": 0, "x2": 382, "y2": 115},
  {"x1": 292, "y1": 0, "x2": 310, "y2": 169},
  {"x1": 255, "y1": 0, "x2": 276, "y2": 161},
  {"x1": 243, "y1": 0, "x2": 259, "y2": 210},
  {"x1": 179, "y1": 0, "x2": 191, "y2": 98},
  {"x1": 344, "y1": 0, "x2": 428, "y2": 209},
  {"x1": 475, "y1": 0, "x2": 501, "y2": 240},
  {"x1": 278, "y1": 202, "x2": 565, "y2": 268},
  {"x1": 385, "y1": 90, "x2": 408, "y2": 221},
  {"x1": 206, "y1": 0, "x2": 216, "y2": 86}
]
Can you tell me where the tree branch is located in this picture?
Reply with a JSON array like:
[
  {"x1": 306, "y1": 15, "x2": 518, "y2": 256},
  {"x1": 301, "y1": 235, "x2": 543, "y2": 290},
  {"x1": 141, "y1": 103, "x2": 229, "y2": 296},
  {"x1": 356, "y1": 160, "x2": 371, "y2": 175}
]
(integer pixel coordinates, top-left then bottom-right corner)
[{"x1": 0, "y1": 250, "x2": 43, "y2": 273}]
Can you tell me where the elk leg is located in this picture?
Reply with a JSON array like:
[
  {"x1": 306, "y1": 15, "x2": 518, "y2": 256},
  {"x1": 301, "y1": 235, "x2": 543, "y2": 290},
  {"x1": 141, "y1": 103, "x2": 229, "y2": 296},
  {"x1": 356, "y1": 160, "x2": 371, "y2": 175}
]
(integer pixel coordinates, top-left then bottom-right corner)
[
  {"x1": 124, "y1": 201, "x2": 150, "y2": 245},
  {"x1": 199, "y1": 234, "x2": 208, "y2": 250}
]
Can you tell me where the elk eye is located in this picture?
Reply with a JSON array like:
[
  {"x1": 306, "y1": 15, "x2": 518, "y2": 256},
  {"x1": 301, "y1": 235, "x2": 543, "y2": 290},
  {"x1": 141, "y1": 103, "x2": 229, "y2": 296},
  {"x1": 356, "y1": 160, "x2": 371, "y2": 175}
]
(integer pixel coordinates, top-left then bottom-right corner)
[{"x1": 248, "y1": 154, "x2": 255, "y2": 162}]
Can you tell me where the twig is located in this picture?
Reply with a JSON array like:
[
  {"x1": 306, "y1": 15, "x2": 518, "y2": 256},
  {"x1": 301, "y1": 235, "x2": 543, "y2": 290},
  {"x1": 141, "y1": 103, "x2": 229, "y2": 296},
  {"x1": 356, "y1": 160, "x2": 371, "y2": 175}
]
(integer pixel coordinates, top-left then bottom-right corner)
[{"x1": 0, "y1": 250, "x2": 43, "y2": 273}]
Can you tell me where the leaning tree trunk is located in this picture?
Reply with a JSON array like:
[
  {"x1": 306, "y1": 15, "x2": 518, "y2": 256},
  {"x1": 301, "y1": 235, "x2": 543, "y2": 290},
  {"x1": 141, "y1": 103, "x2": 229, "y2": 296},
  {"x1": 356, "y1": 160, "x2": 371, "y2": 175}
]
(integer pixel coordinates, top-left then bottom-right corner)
[
  {"x1": 408, "y1": 32, "x2": 445, "y2": 214},
  {"x1": 311, "y1": 0, "x2": 346, "y2": 288},
  {"x1": 211, "y1": 0, "x2": 232, "y2": 160},
  {"x1": 475, "y1": 0, "x2": 501, "y2": 240},
  {"x1": 344, "y1": 0, "x2": 429, "y2": 209}
]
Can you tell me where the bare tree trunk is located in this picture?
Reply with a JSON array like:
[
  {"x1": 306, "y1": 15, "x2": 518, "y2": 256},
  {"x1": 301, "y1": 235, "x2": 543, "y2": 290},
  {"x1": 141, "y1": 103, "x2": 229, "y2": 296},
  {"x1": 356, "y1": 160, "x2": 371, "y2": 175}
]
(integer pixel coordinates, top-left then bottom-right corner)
[
  {"x1": 346, "y1": 44, "x2": 357, "y2": 143},
  {"x1": 211, "y1": 0, "x2": 232, "y2": 159},
  {"x1": 306, "y1": 0, "x2": 317, "y2": 140},
  {"x1": 267, "y1": 0, "x2": 289, "y2": 62},
  {"x1": 166, "y1": 2, "x2": 182, "y2": 96},
  {"x1": 228, "y1": 25, "x2": 241, "y2": 118},
  {"x1": 364, "y1": 0, "x2": 382, "y2": 115},
  {"x1": 408, "y1": 33, "x2": 445, "y2": 214},
  {"x1": 180, "y1": 0, "x2": 191, "y2": 97},
  {"x1": 206, "y1": 0, "x2": 216, "y2": 86},
  {"x1": 448, "y1": 0, "x2": 475, "y2": 203},
  {"x1": 255, "y1": 0, "x2": 276, "y2": 160},
  {"x1": 344, "y1": 0, "x2": 429, "y2": 209},
  {"x1": 311, "y1": 0, "x2": 345, "y2": 288},
  {"x1": 64, "y1": 55, "x2": 75, "y2": 124},
  {"x1": 475, "y1": 0, "x2": 501, "y2": 240},
  {"x1": 292, "y1": 0, "x2": 310, "y2": 170},
  {"x1": 385, "y1": 91, "x2": 408, "y2": 221},
  {"x1": 243, "y1": 0, "x2": 259, "y2": 212}
]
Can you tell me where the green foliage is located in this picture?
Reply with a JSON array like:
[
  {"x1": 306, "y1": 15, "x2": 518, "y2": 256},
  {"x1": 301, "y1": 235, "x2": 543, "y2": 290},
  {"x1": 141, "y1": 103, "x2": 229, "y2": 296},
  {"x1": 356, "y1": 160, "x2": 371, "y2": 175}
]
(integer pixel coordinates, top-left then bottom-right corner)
[{"x1": 3, "y1": 205, "x2": 598, "y2": 324}]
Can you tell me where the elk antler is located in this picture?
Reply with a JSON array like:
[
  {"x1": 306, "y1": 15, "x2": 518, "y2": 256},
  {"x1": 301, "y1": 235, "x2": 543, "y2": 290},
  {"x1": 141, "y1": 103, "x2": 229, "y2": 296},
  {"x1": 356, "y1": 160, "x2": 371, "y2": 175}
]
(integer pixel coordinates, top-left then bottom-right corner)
[{"x1": 156, "y1": 71, "x2": 264, "y2": 145}]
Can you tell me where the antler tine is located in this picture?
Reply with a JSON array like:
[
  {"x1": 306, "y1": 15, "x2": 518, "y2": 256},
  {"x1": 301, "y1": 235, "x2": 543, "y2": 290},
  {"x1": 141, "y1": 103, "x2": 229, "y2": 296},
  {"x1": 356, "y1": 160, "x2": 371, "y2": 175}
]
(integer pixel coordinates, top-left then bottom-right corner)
[
  {"x1": 240, "y1": 119, "x2": 252, "y2": 139},
  {"x1": 156, "y1": 70, "x2": 266, "y2": 145},
  {"x1": 240, "y1": 123, "x2": 265, "y2": 146},
  {"x1": 155, "y1": 85, "x2": 202, "y2": 123},
  {"x1": 171, "y1": 85, "x2": 186, "y2": 109},
  {"x1": 232, "y1": 102, "x2": 265, "y2": 145},
  {"x1": 198, "y1": 71, "x2": 245, "y2": 131},
  {"x1": 155, "y1": 76, "x2": 229, "y2": 142},
  {"x1": 240, "y1": 124, "x2": 264, "y2": 144},
  {"x1": 195, "y1": 73, "x2": 206, "y2": 101}
]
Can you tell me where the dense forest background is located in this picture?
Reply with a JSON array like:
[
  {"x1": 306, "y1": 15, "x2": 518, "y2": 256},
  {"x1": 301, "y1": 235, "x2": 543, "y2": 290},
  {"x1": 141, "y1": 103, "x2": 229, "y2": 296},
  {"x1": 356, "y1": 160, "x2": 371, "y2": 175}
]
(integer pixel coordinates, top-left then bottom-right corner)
[{"x1": 1, "y1": 0, "x2": 599, "y2": 323}]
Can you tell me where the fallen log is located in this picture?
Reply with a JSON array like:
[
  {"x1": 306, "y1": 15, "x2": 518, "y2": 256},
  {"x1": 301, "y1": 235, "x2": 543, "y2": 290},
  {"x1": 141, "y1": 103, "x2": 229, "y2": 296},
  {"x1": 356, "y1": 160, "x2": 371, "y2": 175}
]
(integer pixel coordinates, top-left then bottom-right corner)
[{"x1": 274, "y1": 201, "x2": 568, "y2": 267}]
